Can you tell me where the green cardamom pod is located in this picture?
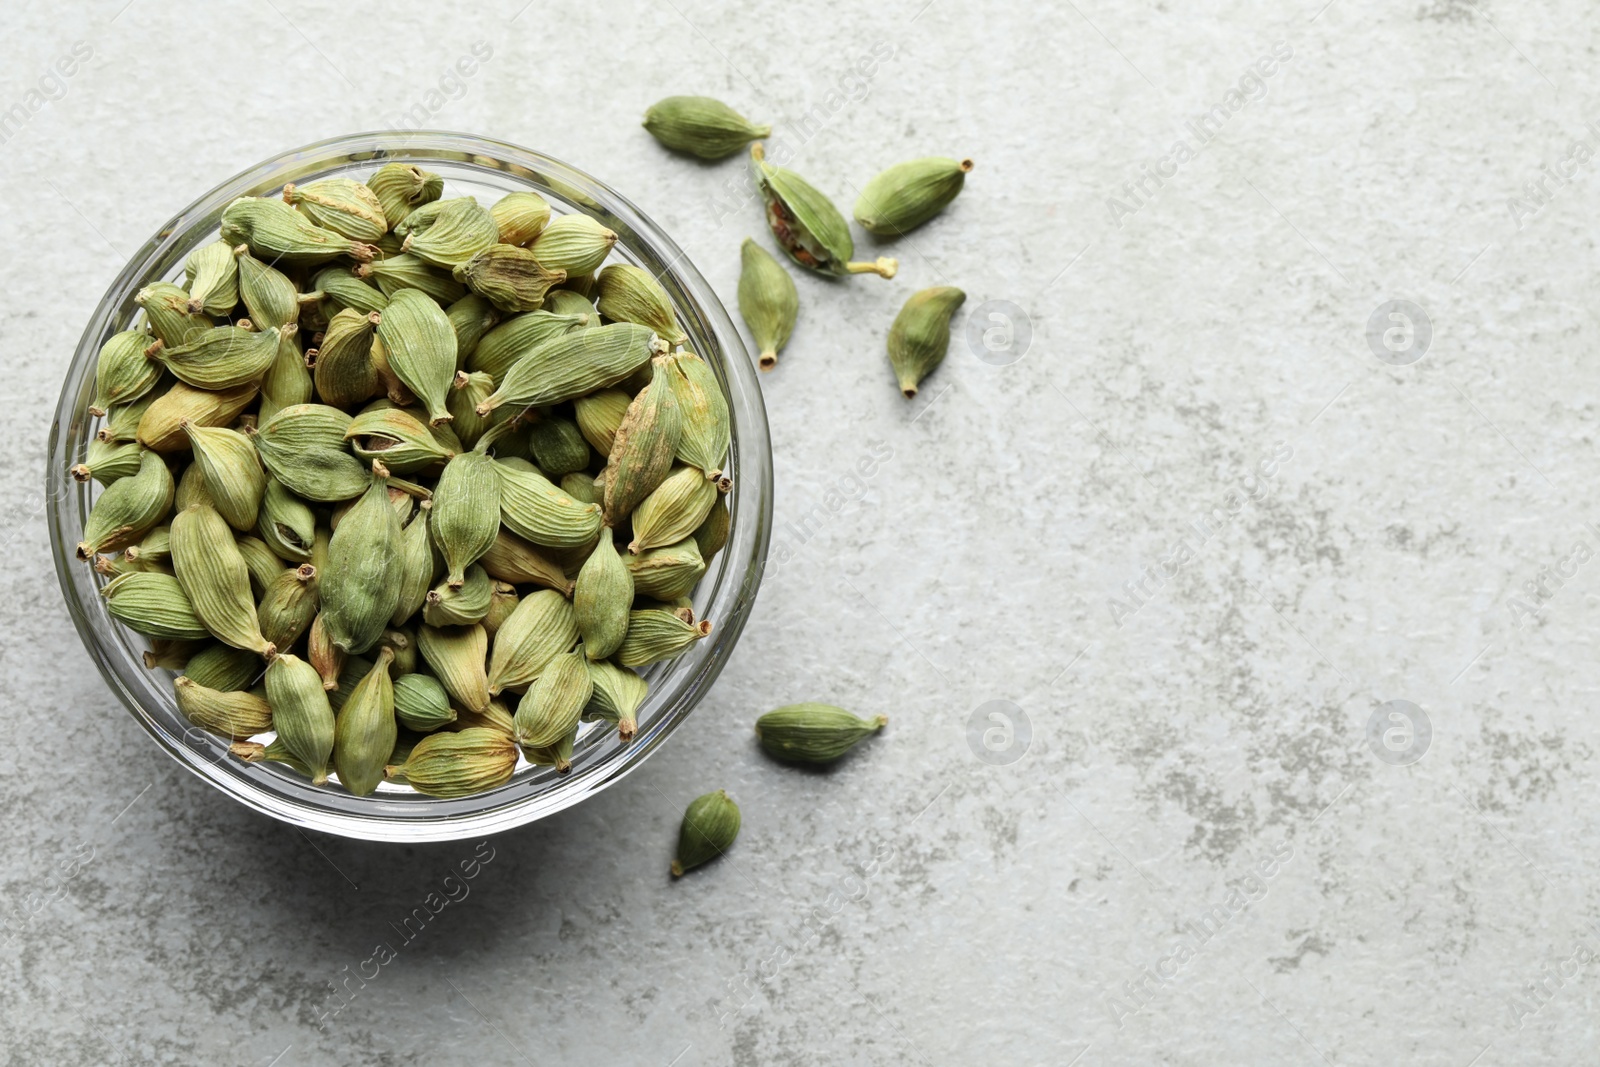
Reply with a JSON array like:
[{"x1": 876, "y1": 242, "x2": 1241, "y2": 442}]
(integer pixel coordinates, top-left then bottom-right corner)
[
  {"x1": 72, "y1": 437, "x2": 144, "y2": 486},
  {"x1": 755, "y1": 703, "x2": 887, "y2": 763},
  {"x1": 377, "y1": 627, "x2": 417, "y2": 675},
  {"x1": 452, "y1": 697, "x2": 516, "y2": 738},
  {"x1": 643, "y1": 96, "x2": 770, "y2": 160},
  {"x1": 346, "y1": 404, "x2": 457, "y2": 472},
  {"x1": 181, "y1": 421, "x2": 264, "y2": 532},
  {"x1": 149, "y1": 324, "x2": 280, "y2": 391},
  {"x1": 257, "y1": 563, "x2": 320, "y2": 649},
  {"x1": 445, "y1": 293, "x2": 500, "y2": 368},
  {"x1": 236, "y1": 245, "x2": 301, "y2": 328},
  {"x1": 495, "y1": 458, "x2": 602, "y2": 549},
  {"x1": 101, "y1": 571, "x2": 209, "y2": 640},
  {"x1": 308, "y1": 611, "x2": 344, "y2": 690},
  {"x1": 625, "y1": 537, "x2": 707, "y2": 600},
  {"x1": 235, "y1": 533, "x2": 287, "y2": 598},
  {"x1": 89, "y1": 329, "x2": 162, "y2": 416},
  {"x1": 259, "y1": 324, "x2": 312, "y2": 422},
  {"x1": 486, "y1": 589, "x2": 578, "y2": 695},
  {"x1": 526, "y1": 415, "x2": 591, "y2": 477},
  {"x1": 170, "y1": 503, "x2": 275, "y2": 657},
  {"x1": 574, "y1": 533, "x2": 633, "y2": 661},
  {"x1": 526, "y1": 214, "x2": 617, "y2": 277},
  {"x1": 123, "y1": 525, "x2": 171, "y2": 567},
  {"x1": 628, "y1": 466, "x2": 718, "y2": 555},
  {"x1": 468, "y1": 309, "x2": 589, "y2": 383},
  {"x1": 264, "y1": 653, "x2": 336, "y2": 784},
  {"x1": 483, "y1": 580, "x2": 519, "y2": 637},
  {"x1": 183, "y1": 240, "x2": 240, "y2": 316},
  {"x1": 672, "y1": 789, "x2": 740, "y2": 877},
  {"x1": 478, "y1": 322, "x2": 659, "y2": 416},
  {"x1": 491, "y1": 191, "x2": 552, "y2": 246},
  {"x1": 325, "y1": 653, "x2": 373, "y2": 712},
  {"x1": 98, "y1": 392, "x2": 159, "y2": 444},
  {"x1": 182, "y1": 642, "x2": 261, "y2": 692},
  {"x1": 401, "y1": 197, "x2": 499, "y2": 268},
  {"x1": 737, "y1": 238, "x2": 798, "y2": 371},
  {"x1": 543, "y1": 289, "x2": 599, "y2": 322},
  {"x1": 228, "y1": 737, "x2": 312, "y2": 777},
  {"x1": 283, "y1": 178, "x2": 388, "y2": 243},
  {"x1": 887, "y1": 286, "x2": 965, "y2": 399},
  {"x1": 417, "y1": 623, "x2": 491, "y2": 714},
  {"x1": 376, "y1": 289, "x2": 458, "y2": 426},
  {"x1": 447, "y1": 371, "x2": 497, "y2": 447},
  {"x1": 312, "y1": 264, "x2": 389, "y2": 317},
  {"x1": 251, "y1": 403, "x2": 368, "y2": 501},
  {"x1": 311, "y1": 308, "x2": 383, "y2": 410},
  {"x1": 572, "y1": 388, "x2": 630, "y2": 457},
  {"x1": 595, "y1": 264, "x2": 686, "y2": 346},
  {"x1": 665, "y1": 350, "x2": 730, "y2": 481},
  {"x1": 512, "y1": 647, "x2": 592, "y2": 748},
  {"x1": 144, "y1": 637, "x2": 201, "y2": 671},
  {"x1": 220, "y1": 196, "x2": 377, "y2": 264},
  {"x1": 333, "y1": 647, "x2": 397, "y2": 796},
  {"x1": 602, "y1": 357, "x2": 683, "y2": 527},
  {"x1": 480, "y1": 529, "x2": 573, "y2": 595},
  {"x1": 390, "y1": 500, "x2": 436, "y2": 626},
  {"x1": 522, "y1": 723, "x2": 577, "y2": 773},
  {"x1": 453, "y1": 244, "x2": 566, "y2": 313},
  {"x1": 321, "y1": 464, "x2": 401, "y2": 655},
  {"x1": 137, "y1": 381, "x2": 258, "y2": 453},
  {"x1": 361, "y1": 253, "x2": 467, "y2": 306},
  {"x1": 393, "y1": 671, "x2": 457, "y2": 732},
  {"x1": 430, "y1": 449, "x2": 500, "y2": 586},
  {"x1": 584, "y1": 659, "x2": 648, "y2": 740},
  {"x1": 77, "y1": 449, "x2": 173, "y2": 560},
  {"x1": 560, "y1": 471, "x2": 599, "y2": 507},
  {"x1": 173, "y1": 457, "x2": 211, "y2": 513},
  {"x1": 388, "y1": 727, "x2": 515, "y2": 797},
  {"x1": 175, "y1": 676, "x2": 273, "y2": 739},
  {"x1": 134, "y1": 281, "x2": 209, "y2": 350},
  {"x1": 616, "y1": 608, "x2": 711, "y2": 668},
  {"x1": 854, "y1": 157, "x2": 972, "y2": 236},
  {"x1": 256, "y1": 476, "x2": 316, "y2": 563},
  {"x1": 366, "y1": 162, "x2": 444, "y2": 228},
  {"x1": 750, "y1": 143, "x2": 896, "y2": 278},
  {"x1": 693, "y1": 493, "x2": 730, "y2": 560},
  {"x1": 422, "y1": 563, "x2": 493, "y2": 627}
]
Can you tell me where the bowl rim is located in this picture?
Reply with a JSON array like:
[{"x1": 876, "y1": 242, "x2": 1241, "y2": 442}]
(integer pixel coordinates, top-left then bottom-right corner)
[{"x1": 47, "y1": 129, "x2": 772, "y2": 842}]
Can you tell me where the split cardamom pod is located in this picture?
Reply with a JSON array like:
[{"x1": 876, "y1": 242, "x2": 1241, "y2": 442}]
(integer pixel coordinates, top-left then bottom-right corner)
[{"x1": 750, "y1": 143, "x2": 896, "y2": 278}]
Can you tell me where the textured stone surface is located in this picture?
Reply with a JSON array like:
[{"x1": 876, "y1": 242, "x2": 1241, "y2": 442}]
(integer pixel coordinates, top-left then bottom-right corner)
[{"x1": 4, "y1": 1, "x2": 1599, "y2": 1064}]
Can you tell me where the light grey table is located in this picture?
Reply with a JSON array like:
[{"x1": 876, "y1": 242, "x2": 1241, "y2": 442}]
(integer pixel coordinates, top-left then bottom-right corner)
[{"x1": 5, "y1": 1, "x2": 1597, "y2": 1064}]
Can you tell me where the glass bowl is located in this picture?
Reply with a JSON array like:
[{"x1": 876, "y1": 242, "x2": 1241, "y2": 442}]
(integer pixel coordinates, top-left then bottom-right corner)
[{"x1": 47, "y1": 131, "x2": 772, "y2": 842}]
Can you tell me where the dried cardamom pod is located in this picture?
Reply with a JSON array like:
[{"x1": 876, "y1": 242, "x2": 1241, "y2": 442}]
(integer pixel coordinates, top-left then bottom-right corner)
[
  {"x1": 467, "y1": 309, "x2": 589, "y2": 383},
  {"x1": 134, "y1": 281, "x2": 209, "y2": 350},
  {"x1": 236, "y1": 245, "x2": 301, "y2": 328},
  {"x1": 495, "y1": 458, "x2": 603, "y2": 549},
  {"x1": 512, "y1": 648, "x2": 592, "y2": 748},
  {"x1": 526, "y1": 214, "x2": 617, "y2": 277},
  {"x1": 560, "y1": 471, "x2": 599, "y2": 507},
  {"x1": 183, "y1": 240, "x2": 240, "y2": 316},
  {"x1": 181, "y1": 421, "x2": 264, "y2": 532},
  {"x1": 393, "y1": 671, "x2": 457, "y2": 732},
  {"x1": 182, "y1": 642, "x2": 261, "y2": 692},
  {"x1": 417, "y1": 622, "x2": 490, "y2": 714},
  {"x1": 401, "y1": 197, "x2": 499, "y2": 268},
  {"x1": 251, "y1": 403, "x2": 368, "y2": 501},
  {"x1": 72, "y1": 437, "x2": 143, "y2": 486},
  {"x1": 854, "y1": 156, "x2": 973, "y2": 236},
  {"x1": 311, "y1": 309, "x2": 382, "y2": 410},
  {"x1": 693, "y1": 493, "x2": 730, "y2": 560},
  {"x1": 422, "y1": 564, "x2": 493, "y2": 627},
  {"x1": 228, "y1": 737, "x2": 311, "y2": 776},
  {"x1": 665, "y1": 350, "x2": 730, "y2": 481},
  {"x1": 387, "y1": 727, "x2": 515, "y2": 797},
  {"x1": 321, "y1": 464, "x2": 402, "y2": 655},
  {"x1": 491, "y1": 191, "x2": 552, "y2": 246},
  {"x1": 737, "y1": 238, "x2": 798, "y2": 371},
  {"x1": 257, "y1": 563, "x2": 320, "y2": 649},
  {"x1": 643, "y1": 96, "x2": 770, "y2": 159},
  {"x1": 377, "y1": 627, "x2": 417, "y2": 675},
  {"x1": 480, "y1": 529, "x2": 573, "y2": 595},
  {"x1": 755, "y1": 704, "x2": 887, "y2": 764},
  {"x1": 149, "y1": 324, "x2": 280, "y2": 391},
  {"x1": 522, "y1": 723, "x2": 576, "y2": 773},
  {"x1": 616, "y1": 608, "x2": 712, "y2": 668},
  {"x1": 389, "y1": 500, "x2": 436, "y2": 627},
  {"x1": 887, "y1": 286, "x2": 965, "y2": 399},
  {"x1": 595, "y1": 264, "x2": 686, "y2": 346},
  {"x1": 486, "y1": 589, "x2": 578, "y2": 695},
  {"x1": 602, "y1": 357, "x2": 683, "y2": 526},
  {"x1": 99, "y1": 392, "x2": 158, "y2": 444},
  {"x1": 220, "y1": 196, "x2": 377, "y2": 264},
  {"x1": 283, "y1": 178, "x2": 388, "y2": 243},
  {"x1": 750, "y1": 143, "x2": 896, "y2": 278},
  {"x1": 626, "y1": 537, "x2": 707, "y2": 600},
  {"x1": 572, "y1": 388, "x2": 630, "y2": 457},
  {"x1": 447, "y1": 371, "x2": 497, "y2": 447},
  {"x1": 101, "y1": 571, "x2": 209, "y2": 640},
  {"x1": 584, "y1": 659, "x2": 648, "y2": 740},
  {"x1": 346, "y1": 405, "x2": 457, "y2": 472},
  {"x1": 477, "y1": 322, "x2": 659, "y2": 415},
  {"x1": 325, "y1": 653, "x2": 373, "y2": 712},
  {"x1": 366, "y1": 162, "x2": 444, "y2": 228},
  {"x1": 77, "y1": 449, "x2": 173, "y2": 561},
  {"x1": 543, "y1": 289, "x2": 599, "y2": 322},
  {"x1": 174, "y1": 676, "x2": 273, "y2": 739},
  {"x1": 170, "y1": 503, "x2": 276, "y2": 657},
  {"x1": 138, "y1": 381, "x2": 258, "y2": 453},
  {"x1": 89, "y1": 329, "x2": 162, "y2": 416},
  {"x1": 672, "y1": 789, "x2": 740, "y2": 877},
  {"x1": 308, "y1": 611, "x2": 344, "y2": 691},
  {"x1": 256, "y1": 477, "x2": 316, "y2": 563},
  {"x1": 526, "y1": 416, "x2": 590, "y2": 477},
  {"x1": 123, "y1": 525, "x2": 171, "y2": 567},
  {"x1": 375, "y1": 289, "x2": 457, "y2": 426},
  {"x1": 453, "y1": 244, "x2": 565, "y2": 313},
  {"x1": 430, "y1": 449, "x2": 499, "y2": 586},
  {"x1": 574, "y1": 532, "x2": 633, "y2": 661},
  {"x1": 258, "y1": 324, "x2": 312, "y2": 422},
  {"x1": 264, "y1": 653, "x2": 336, "y2": 784},
  {"x1": 483, "y1": 580, "x2": 519, "y2": 638},
  {"x1": 361, "y1": 253, "x2": 467, "y2": 306},
  {"x1": 234, "y1": 533, "x2": 286, "y2": 597},
  {"x1": 628, "y1": 466, "x2": 718, "y2": 554},
  {"x1": 312, "y1": 264, "x2": 389, "y2": 317},
  {"x1": 333, "y1": 647, "x2": 397, "y2": 796},
  {"x1": 452, "y1": 698, "x2": 516, "y2": 738},
  {"x1": 445, "y1": 293, "x2": 500, "y2": 368}
]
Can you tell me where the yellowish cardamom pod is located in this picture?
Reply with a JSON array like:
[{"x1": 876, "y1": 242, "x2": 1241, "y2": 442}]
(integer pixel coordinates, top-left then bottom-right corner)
[
  {"x1": 134, "y1": 281, "x2": 209, "y2": 349},
  {"x1": 626, "y1": 537, "x2": 707, "y2": 601},
  {"x1": 388, "y1": 727, "x2": 515, "y2": 798},
  {"x1": 182, "y1": 642, "x2": 260, "y2": 693},
  {"x1": 89, "y1": 329, "x2": 162, "y2": 416},
  {"x1": 694, "y1": 493, "x2": 730, "y2": 560},
  {"x1": 283, "y1": 178, "x2": 388, "y2": 243},
  {"x1": 887, "y1": 286, "x2": 966, "y2": 399},
  {"x1": 365, "y1": 162, "x2": 444, "y2": 228},
  {"x1": 72, "y1": 437, "x2": 143, "y2": 486},
  {"x1": 483, "y1": 580, "x2": 519, "y2": 638},
  {"x1": 401, "y1": 197, "x2": 499, "y2": 268},
  {"x1": 170, "y1": 503, "x2": 276, "y2": 657},
  {"x1": 234, "y1": 533, "x2": 286, "y2": 597},
  {"x1": 526, "y1": 214, "x2": 617, "y2": 277},
  {"x1": 665, "y1": 350, "x2": 730, "y2": 481},
  {"x1": 417, "y1": 622, "x2": 491, "y2": 714},
  {"x1": 512, "y1": 648, "x2": 592, "y2": 749},
  {"x1": 183, "y1": 240, "x2": 240, "y2": 316},
  {"x1": 737, "y1": 238, "x2": 798, "y2": 371},
  {"x1": 264, "y1": 653, "x2": 336, "y2": 784},
  {"x1": 137, "y1": 381, "x2": 258, "y2": 453},
  {"x1": 174, "y1": 676, "x2": 273, "y2": 740},
  {"x1": 854, "y1": 157, "x2": 973, "y2": 236},
  {"x1": 446, "y1": 293, "x2": 500, "y2": 368},
  {"x1": 480, "y1": 529, "x2": 573, "y2": 595},
  {"x1": 486, "y1": 589, "x2": 578, "y2": 695},
  {"x1": 258, "y1": 323, "x2": 312, "y2": 422},
  {"x1": 643, "y1": 96, "x2": 770, "y2": 160},
  {"x1": 491, "y1": 190, "x2": 552, "y2": 246},
  {"x1": 221, "y1": 196, "x2": 377, "y2": 264},
  {"x1": 573, "y1": 387, "x2": 631, "y2": 457},
  {"x1": 602, "y1": 358, "x2": 683, "y2": 527},
  {"x1": 308, "y1": 611, "x2": 344, "y2": 691},
  {"x1": 181, "y1": 421, "x2": 264, "y2": 532},
  {"x1": 595, "y1": 264, "x2": 686, "y2": 346},
  {"x1": 584, "y1": 659, "x2": 648, "y2": 740}
]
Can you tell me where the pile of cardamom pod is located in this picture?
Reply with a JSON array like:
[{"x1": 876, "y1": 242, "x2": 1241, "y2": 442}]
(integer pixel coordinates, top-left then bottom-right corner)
[
  {"x1": 74, "y1": 162, "x2": 733, "y2": 798},
  {"x1": 644, "y1": 95, "x2": 972, "y2": 397}
]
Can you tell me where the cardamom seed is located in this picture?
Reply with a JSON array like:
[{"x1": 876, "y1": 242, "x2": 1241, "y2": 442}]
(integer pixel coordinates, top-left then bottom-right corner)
[
  {"x1": 264, "y1": 652, "x2": 336, "y2": 784},
  {"x1": 643, "y1": 96, "x2": 770, "y2": 159},
  {"x1": 854, "y1": 156, "x2": 972, "y2": 236},
  {"x1": 755, "y1": 703, "x2": 887, "y2": 764},
  {"x1": 737, "y1": 238, "x2": 798, "y2": 371},
  {"x1": 672, "y1": 789, "x2": 740, "y2": 877},
  {"x1": 750, "y1": 143, "x2": 896, "y2": 278},
  {"x1": 887, "y1": 286, "x2": 965, "y2": 399}
]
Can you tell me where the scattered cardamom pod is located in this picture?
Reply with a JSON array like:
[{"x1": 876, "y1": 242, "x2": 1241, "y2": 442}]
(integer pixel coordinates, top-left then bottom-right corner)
[
  {"x1": 737, "y1": 238, "x2": 798, "y2": 371},
  {"x1": 755, "y1": 704, "x2": 887, "y2": 763},
  {"x1": 854, "y1": 157, "x2": 973, "y2": 236},
  {"x1": 672, "y1": 789, "x2": 740, "y2": 877},
  {"x1": 750, "y1": 143, "x2": 896, "y2": 278},
  {"x1": 644, "y1": 96, "x2": 770, "y2": 159},
  {"x1": 887, "y1": 286, "x2": 965, "y2": 399}
]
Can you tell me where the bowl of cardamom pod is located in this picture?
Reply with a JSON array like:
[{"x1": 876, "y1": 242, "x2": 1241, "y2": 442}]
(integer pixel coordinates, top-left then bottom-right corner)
[{"x1": 47, "y1": 131, "x2": 773, "y2": 842}]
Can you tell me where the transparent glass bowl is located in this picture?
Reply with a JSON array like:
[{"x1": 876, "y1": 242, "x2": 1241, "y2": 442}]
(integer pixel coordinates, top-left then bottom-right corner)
[{"x1": 47, "y1": 132, "x2": 772, "y2": 842}]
